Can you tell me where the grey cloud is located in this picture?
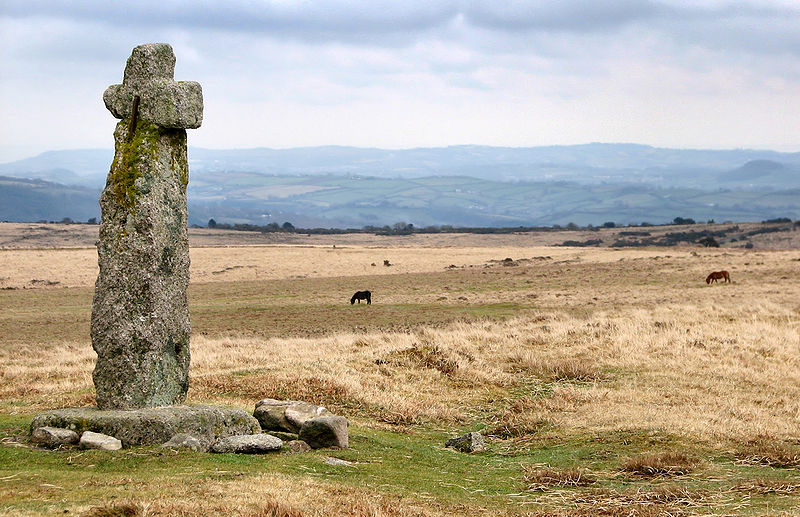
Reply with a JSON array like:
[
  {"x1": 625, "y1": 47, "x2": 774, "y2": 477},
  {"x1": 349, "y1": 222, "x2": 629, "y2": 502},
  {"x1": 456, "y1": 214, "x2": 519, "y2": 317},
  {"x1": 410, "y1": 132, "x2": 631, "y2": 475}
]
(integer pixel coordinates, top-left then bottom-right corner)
[
  {"x1": 2, "y1": 1, "x2": 460, "y2": 40},
  {"x1": 5, "y1": 0, "x2": 800, "y2": 57},
  {"x1": 464, "y1": 0, "x2": 666, "y2": 32},
  {"x1": 463, "y1": 1, "x2": 800, "y2": 33}
]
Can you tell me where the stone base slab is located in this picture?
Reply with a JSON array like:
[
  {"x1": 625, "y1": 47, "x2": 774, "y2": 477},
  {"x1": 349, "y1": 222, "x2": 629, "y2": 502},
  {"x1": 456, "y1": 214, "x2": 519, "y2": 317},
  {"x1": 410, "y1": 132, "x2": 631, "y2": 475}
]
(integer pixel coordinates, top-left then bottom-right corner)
[{"x1": 30, "y1": 405, "x2": 260, "y2": 447}]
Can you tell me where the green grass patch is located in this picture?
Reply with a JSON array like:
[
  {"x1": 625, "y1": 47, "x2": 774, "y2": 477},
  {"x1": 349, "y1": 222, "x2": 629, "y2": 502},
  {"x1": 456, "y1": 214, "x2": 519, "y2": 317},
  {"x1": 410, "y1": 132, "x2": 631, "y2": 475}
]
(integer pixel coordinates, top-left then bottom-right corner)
[{"x1": 4, "y1": 410, "x2": 799, "y2": 515}]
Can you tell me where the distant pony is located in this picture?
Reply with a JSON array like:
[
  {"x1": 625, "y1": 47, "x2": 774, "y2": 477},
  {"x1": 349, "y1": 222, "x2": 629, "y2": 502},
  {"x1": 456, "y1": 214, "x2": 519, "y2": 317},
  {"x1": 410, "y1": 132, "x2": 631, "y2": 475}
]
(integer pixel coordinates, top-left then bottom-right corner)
[
  {"x1": 350, "y1": 290, "x2": 372, "y2": 304},
  {"x1": 705, "y1": 271, "x2": 731, "y2": 284}
]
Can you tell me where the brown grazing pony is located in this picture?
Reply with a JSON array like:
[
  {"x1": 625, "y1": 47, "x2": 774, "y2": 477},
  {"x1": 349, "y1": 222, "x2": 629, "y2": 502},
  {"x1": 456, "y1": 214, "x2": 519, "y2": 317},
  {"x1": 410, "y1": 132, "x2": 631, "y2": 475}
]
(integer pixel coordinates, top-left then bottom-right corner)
[{"x1": 706, "y1": 271, "x2": 731, "y2": 284}]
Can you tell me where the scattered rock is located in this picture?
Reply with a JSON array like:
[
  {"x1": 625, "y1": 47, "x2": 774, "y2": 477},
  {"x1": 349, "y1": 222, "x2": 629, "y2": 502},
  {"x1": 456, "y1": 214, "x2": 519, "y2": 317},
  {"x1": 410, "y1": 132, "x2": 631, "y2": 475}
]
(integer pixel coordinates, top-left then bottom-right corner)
[
  {"x1": 80, "y1": 431, "x2": 122, "y2": 451},
  {"x1": 323, "y1": 456, "x2": 354, "y2": 467},
  {"x1": 286, "y1": 440, "x2": 312, "y2": 454},
  {"x1": 299, "y1": 416, "x2": 349, "y2": 449},
  {"x1": 160, "y1": 433, "x2": 209, "y2": 452},
  {"x1": 30, "y1": 427, "x2": 79, "y2": 448},
  {"x1": 211, "y1": 433, "x2": 282, "y2": 454},
  {"x1": 30, "y1": 405, "x2": 260, "y2": 447},
  {"x1": 445, "y1": 432, "x2": 485, "y2": 453},
  {"x1": 254, "y1": 399, "x2": 329, "y2": 433}
]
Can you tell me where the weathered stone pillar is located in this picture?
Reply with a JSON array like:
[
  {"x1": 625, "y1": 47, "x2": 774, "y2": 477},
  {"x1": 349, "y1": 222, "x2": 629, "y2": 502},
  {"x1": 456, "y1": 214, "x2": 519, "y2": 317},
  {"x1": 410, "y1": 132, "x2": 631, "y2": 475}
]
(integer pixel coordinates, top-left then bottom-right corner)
[{"x1": 92, "y1": 43, "x2": 203, "y2": 409}]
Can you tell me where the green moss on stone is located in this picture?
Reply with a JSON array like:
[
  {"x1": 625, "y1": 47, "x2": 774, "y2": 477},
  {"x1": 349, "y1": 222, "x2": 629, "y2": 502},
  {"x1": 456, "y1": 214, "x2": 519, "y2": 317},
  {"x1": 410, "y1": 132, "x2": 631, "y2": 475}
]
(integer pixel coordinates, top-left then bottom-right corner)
[{"x1": 109, "y1": 119, "x2": 165, "y2": 214}]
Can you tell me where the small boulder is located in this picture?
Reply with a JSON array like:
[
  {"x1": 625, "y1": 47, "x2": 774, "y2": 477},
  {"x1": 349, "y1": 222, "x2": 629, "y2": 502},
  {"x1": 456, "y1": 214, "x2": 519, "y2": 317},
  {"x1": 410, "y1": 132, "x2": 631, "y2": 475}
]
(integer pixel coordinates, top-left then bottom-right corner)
[
  {"x1": 323, "y1": 456, "x2": 354, "y2": 467},
  {"x1": 160, "y1": 433, "x2": 209, "y2": 452},
  {"x1": 254, "y1": 399, "x2": 329, "y2": 433},
  {"x1": 445, "y1": 432, "x2": 485, "y2": 453},
  {"x1": 31, "y1": 427, "x2": 79, "y2": 448},
  {"x1": 286, "y1": 440, "x2": 312, "y2": 454},
  {"x1": 211, "y1": 433, "x2": 282, "y2": 454},
  {"x1": 80, "y1": 431, "x2": 122, "y2": 450},
  {"x1": 298, "y1": 416, "x2": 349, "y2": 449}
]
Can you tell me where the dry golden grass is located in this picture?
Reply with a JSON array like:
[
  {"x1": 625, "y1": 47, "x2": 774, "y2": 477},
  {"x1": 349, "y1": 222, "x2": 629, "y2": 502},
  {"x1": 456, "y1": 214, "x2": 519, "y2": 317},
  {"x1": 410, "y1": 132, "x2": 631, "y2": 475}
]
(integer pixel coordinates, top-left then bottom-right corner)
[
  {"x1": 565, "y1": 485, "x2": 715, "y2": 517},
  {"x1": 2, "y1": 225, "x2": 800, "y2": 515},
  {"x1": 0, "y1": 242, "x2": 597, "y2": 289},
  {"x1": 73, "y1": 473, "x2": 488, "y2": 517},
  {"x1": 732, "y1": 479, "x2": 800, "y2": 495},
  {"x1": 5, "y1": 297, "x2": 798, "y2": 444}
]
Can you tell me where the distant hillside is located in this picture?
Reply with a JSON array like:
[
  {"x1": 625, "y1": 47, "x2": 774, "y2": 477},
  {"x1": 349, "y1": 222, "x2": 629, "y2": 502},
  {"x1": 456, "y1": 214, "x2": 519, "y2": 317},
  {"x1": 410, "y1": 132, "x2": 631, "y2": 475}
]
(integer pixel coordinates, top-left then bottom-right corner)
[
  {"x1": 2, "y1": 143, "x2": 800, "y2": 227},
  {"x1": 3, "y1": 171, "x2": 798, "y2": 228},
  {"x1": 719, "y1": 160, "x2": 791, "y2": 183},
  {"x1": 3, "y1": 144, "x2": 800, "y2": 190},
  {"x1": 187, "y1": 172, "x2": 800, "y2": 228},
  {"x1": 0, "y1": 149, "x2": 111, "y2": 187},
  {"x1": 0, "y1": 176, "x2": 101, "y2": 222}
]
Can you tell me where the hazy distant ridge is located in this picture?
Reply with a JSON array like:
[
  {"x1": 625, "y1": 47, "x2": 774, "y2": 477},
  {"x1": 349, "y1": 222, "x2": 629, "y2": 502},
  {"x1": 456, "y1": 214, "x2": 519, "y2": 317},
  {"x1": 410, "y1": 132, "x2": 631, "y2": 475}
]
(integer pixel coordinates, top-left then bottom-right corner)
[
  {"x1": 3, "y1": 143, "x2": 800, "y2": 189},
  {"x1": 1, "y1": 144, "x2": 799, "y2": 227}
]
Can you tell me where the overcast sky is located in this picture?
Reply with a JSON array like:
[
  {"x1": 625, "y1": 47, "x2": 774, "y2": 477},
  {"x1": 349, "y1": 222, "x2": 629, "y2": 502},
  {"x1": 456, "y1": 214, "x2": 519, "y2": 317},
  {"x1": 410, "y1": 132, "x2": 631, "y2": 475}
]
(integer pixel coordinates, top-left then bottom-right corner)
[{"x1": 1, "y1": 1, "x2": 798, "y2": 161}]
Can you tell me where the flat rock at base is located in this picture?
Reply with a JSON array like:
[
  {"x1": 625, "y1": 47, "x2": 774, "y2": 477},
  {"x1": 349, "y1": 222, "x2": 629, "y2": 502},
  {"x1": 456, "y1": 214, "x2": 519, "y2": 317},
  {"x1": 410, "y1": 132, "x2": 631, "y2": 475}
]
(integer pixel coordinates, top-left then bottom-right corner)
[
  {"x1": 31, "y1": 427, "x2": 79, "y2": 448},
  {"x1": 80, "y1": 431, "x2": 122, "y2": 450},
  {"x1": 445, "y1": 432, "x2": 485, "y2": 453},
  {"x1": 160, "y1": 433, "x2": 209, "y2": 452},
  {"x1": 286, "y1": 440, "x2": 312, "y2": 454},
  {"x1": 254, "y1": 399, "x2": 329, "y2": 433},
  {"x1": 211, "y1": 433, "x2": 282, "y2": 454},
  {"x1": 30, "y1": 405, "x2": 260, "y2": 447},
  {"x1": 298, "y1": 416, "x2": 349, "y2": 449}
]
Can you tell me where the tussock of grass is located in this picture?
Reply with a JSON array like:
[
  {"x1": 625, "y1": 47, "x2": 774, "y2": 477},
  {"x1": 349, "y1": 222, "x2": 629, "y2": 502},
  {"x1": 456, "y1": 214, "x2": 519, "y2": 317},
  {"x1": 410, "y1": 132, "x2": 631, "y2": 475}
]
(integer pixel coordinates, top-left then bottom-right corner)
[
  {"x1": 486, "y1": 400, "x2": 553, "y2": 439},
  {"x1": 621, "y1": 452, "x2": 696, "y2": 477},
  {"x1": 82, "y1": 502, "x2": 142, "y2": 517},
  {"x1": 506, "y1": 355, "x2": 605, "y2": 383},
  {"x1": 391, "y1": 343, "x2": 460, "y2": 376},
  {"x1": 635, "y1": 484, "x2": 707, "y2": 504},
  {"x1": 569, "y1": 485, "x2": 712, "y2": 516},
  {"x1": 733, "y1": 479, "x2": 800, "y2": 495},
  {"x1": 372, "y1": 405, "x2": 423, "y2": 427},
  {"x1": 541, "y1": 358, "x2": 604, "y2": 382},
  {"x1": 735, "y1": 436, "x2": 800, "y2": 468},
  {"x1": 523, "y1": 466, "x2": 597, "y2": 490},
  {"x1": 249, "y1": 500, "x2": 305, "y2": 517}
]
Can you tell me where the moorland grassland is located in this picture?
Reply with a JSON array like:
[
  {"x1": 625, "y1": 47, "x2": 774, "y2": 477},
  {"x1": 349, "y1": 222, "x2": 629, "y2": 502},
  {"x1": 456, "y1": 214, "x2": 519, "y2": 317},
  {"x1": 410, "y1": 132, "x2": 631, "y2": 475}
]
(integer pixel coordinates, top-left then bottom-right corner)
[{"x1": 0, "y1": 223, "x2": 799, "y2": 516}]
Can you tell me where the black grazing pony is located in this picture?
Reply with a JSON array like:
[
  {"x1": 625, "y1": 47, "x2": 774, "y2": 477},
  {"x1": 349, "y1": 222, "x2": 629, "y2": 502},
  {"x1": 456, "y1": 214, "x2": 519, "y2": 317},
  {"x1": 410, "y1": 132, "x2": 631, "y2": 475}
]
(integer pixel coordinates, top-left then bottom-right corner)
[{"x1": 350, "y1": 290, "x2": 372, "y2": 305}]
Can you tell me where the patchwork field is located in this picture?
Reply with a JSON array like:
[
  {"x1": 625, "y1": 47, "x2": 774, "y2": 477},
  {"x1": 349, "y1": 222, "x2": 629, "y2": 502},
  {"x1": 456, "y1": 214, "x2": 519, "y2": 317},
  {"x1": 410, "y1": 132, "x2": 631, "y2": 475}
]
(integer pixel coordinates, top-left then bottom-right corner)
[{"x1": 1, "y1": 223, "x2": 799, "y2": 516}]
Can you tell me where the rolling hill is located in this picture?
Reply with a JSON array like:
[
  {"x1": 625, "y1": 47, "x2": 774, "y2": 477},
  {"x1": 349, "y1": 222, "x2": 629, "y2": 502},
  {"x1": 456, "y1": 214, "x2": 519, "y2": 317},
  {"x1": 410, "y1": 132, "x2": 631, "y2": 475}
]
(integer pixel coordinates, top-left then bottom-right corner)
[{"x1": 1, "y1": 144, "x2": 799, "y2": 227}]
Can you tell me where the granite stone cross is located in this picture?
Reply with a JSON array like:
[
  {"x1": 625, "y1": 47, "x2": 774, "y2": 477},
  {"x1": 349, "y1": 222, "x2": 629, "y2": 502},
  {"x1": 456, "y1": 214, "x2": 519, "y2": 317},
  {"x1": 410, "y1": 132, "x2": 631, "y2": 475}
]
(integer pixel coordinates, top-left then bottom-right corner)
[
  {"x1": 103, "y1": 43, "x2": 202, "y2": 129},
  {"x1": 92, "y1": 43, "x2": 202, "y2": 410}
]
